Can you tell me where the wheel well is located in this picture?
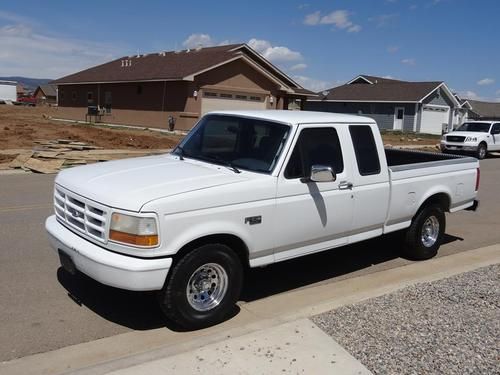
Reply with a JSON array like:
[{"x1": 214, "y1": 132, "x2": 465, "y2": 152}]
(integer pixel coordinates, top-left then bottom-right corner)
[
  {"x1": 479, "y1": 141, "x2": 487, "y2": 148},
  {"x1": 174, "y1": 234, "x2": 250, "y2": 268},
  {"x1": 420, "y1": 193, "x2": 451, "y2": 213}
]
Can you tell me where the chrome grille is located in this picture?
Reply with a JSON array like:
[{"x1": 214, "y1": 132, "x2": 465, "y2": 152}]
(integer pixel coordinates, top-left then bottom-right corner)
[
  {"x1": 446, "y1": 135, "x2": 465, "y2": 143},
  {"x1": 54, "y1": 186, "x2": 108, "y2": 242}
]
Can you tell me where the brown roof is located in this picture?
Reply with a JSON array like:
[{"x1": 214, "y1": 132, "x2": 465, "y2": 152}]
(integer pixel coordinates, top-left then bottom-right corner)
[
  {"x1": 467, "y1": 100, "x2": 500, "y2": 118},
  {"x1": 51, "y1": 44, "x2": 303, "y2": 94},
  {"x1": 352, "y1": 75, "x2": 404, "y2": 84},
  {"x1": 35, "y1": 84, "x2": 57, "y2": 97},
  {"x1": 319, "y1": 80, "x2": 443, "y2": 102}
]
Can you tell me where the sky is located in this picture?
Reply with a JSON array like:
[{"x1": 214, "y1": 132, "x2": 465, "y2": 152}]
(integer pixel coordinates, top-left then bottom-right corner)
[{"x1": 0, "y1": 0, "x2": 499, "y2": 101}]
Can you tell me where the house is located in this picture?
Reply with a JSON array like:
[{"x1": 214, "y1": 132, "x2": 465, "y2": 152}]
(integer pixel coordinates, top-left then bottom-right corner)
[
  {"x1": 305, "y1": 75, "x2": 459, "y2": 135},
  {"x1": 52, "y1": 44, "x2": 313, "y2": 130},
  {"x1": 0, "y1": 80, "x2": 17, "y2": 102},
  {"x1": 34, "y1": 84, "x2": 57, "y2": 105},
  {"x1": 465, "y1": 99, "x2": 500, "y2": 121}
]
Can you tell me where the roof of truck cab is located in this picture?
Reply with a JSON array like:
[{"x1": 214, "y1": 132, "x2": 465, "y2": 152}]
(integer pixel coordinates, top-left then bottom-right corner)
[{"x1": 207, "y1": 110, "x2": 375, "y2": 125}]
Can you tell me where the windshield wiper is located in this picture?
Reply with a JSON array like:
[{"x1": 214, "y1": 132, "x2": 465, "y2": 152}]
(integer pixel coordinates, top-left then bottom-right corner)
[{"x1": 204, "y1": 155, "x2": 241, "y2": 174}]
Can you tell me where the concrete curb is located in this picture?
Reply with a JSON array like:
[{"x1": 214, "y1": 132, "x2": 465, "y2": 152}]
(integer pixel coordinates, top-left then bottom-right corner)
[{"x1": 2, "y1": 244, "x2": 499, "y2": 375}]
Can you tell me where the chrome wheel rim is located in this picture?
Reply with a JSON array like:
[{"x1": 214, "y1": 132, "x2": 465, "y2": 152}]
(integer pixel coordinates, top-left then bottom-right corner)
[
  {"x1": 186, "y1": 263, "x2": 228, "y2": 312},
  {"x1": 479, "y1": 146, "x2": 486, "y2": 159},
  {"x1": 421, "y1": 216, "x2": 439, "y2": 247}
]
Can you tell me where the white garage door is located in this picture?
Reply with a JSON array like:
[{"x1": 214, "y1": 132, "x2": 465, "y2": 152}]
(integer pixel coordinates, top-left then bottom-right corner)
[
  {"x1": 201, "y1": 91, "x2": 266, "y2": 115},
  {"x1": 420, "y1": 105, "x2": 450, "y2": 135}
]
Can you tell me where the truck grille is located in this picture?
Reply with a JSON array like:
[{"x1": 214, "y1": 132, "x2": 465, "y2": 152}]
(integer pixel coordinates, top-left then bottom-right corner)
[
  {"x1": 54, "y1": 186, "x2": 109, "y2": 242},
  {"x1": 446, "y1": 135, "x2": 465, "y2": 143}
]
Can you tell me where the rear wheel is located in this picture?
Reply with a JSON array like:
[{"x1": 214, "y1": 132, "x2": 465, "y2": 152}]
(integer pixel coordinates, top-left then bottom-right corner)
[
  {"x1": 476, "y1": 143, "x2": 487, "y2": 160},
  {"x1": 158, "y1": 244, "x2": 243, "y2": 329},
  {"x1": 403, "y1": 204, "x2": 445, "y2": 260}
]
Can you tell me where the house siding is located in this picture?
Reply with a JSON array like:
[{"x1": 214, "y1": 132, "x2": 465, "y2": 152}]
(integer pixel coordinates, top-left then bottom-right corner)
[{"x1": 304, "y1": 101, "x2": 415, "y2": 131}]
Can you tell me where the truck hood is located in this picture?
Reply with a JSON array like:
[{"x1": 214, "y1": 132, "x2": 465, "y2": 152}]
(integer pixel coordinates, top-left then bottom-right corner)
[
  {"x1": 55, "y1": 154, "x2": 247, "y2": 212},
  {"x1": 446, "y1": 131, "x2": 488, "y2": 139}
]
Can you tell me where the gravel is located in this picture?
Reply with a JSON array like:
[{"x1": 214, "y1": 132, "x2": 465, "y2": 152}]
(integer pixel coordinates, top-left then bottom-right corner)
[{"x1": 312, "y1": 264, "x2": 500, "y2": 375}]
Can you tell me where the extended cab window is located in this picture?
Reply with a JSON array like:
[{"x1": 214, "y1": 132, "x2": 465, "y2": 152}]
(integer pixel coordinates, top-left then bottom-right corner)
[
  {"x1": 349, "y1": 125, "x2": 381, "y2": 176},
  {"x1": 285, "y1": 127, "x2": 343, "y2": 179}
]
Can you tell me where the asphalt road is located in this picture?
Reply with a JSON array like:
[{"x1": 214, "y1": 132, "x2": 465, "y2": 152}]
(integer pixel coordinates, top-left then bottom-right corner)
[{"x1": 1, "y1": 156, "x2": 499, "y2": 362}]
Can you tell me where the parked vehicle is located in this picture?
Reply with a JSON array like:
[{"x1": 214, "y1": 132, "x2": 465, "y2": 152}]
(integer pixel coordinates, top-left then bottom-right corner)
[
  {"x1": 46, "y1": 111, "x2": 480, "y2": 329},
  {"x1": 441, "y1": 121, "x2": 500, "y2": 159}
]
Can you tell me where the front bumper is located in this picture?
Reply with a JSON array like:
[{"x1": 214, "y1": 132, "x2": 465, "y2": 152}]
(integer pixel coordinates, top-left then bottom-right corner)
[
  {"x1": 440, "y1": 142, "x2": 478, "y2": 152},
  {"x1": 45, "y1": 215, "x2": 171, "y2": 291}
]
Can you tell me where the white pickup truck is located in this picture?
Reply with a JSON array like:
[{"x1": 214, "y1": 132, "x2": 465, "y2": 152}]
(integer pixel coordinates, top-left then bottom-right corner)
[
  {"x1": 441, "y1": 121, "x2": 500, "y2": 159},
  {"x1": 46, "y1": 111, "x2": 480, "y2": 329}
]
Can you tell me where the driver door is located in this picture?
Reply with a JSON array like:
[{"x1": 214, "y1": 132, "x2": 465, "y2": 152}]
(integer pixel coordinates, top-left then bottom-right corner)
[
  {"x1": 491, "y1": 123, "x2": 500, "y2": 151},
  {"x1": 274, "y1": 125, "x2": 354, "y2": 261}
]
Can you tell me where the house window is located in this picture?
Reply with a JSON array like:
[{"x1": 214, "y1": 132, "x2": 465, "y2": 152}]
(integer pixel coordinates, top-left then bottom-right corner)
[
  {"x1": 87, "y1": 92, "x2": 93, "y2": 103},
  {"x1": 220, "y1": 93, "x2": 232, "y2": 98},
  {"x1": 235, "y1": 94, "x2": 247, "y2": 100},
  {"x1": 204, "y1": 91, "x2": 218, "y2": 97},
  {"x1": 137, "y1": 85, "x2": 142, "y2": 95},
  {"x1": 72, "y1": 91, "x2": 77, "y2": 101},
  {"x1": 250, "y1": 96, "x2": 262, "y2": 101},
  {"x1": 60, "y1": 91, "x2": 64, "y2": 101}
]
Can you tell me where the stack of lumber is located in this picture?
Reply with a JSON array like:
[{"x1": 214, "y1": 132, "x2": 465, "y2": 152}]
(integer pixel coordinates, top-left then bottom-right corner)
[{"x1": 0, "y1": 139, "x2": 169, "y2": 174}]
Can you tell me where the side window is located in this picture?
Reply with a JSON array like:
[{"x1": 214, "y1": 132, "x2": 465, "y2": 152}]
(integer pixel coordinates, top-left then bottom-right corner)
[
  {"x1": 349, "y1": 125, "x2": 381, "y2": 176},
  {"x1": 492, "y1": 124, "x2": 500, "y2": 134},
  {"x1": 285, "y1": 127, "x2": 343, "y2": 179}
]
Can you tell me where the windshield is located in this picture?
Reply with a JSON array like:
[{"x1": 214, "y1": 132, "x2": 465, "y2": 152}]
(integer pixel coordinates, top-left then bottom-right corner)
[
  {"x1": 175, "y1": 114, "x2": 291, "y2": 174},
  {"x1": 456, "y1": 122, "x2": 491, "y2": 132}
]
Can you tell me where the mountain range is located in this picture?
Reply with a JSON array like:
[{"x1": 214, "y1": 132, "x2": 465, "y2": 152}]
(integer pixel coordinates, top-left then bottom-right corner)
[{"x1": 0, "y1": 76, "x2": 52, "y2": 91}]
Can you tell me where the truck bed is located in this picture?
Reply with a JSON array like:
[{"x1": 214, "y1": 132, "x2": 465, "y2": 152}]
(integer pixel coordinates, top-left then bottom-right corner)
[{"x1": 385, "y1": 148, "x2": 476, "y2": 171}]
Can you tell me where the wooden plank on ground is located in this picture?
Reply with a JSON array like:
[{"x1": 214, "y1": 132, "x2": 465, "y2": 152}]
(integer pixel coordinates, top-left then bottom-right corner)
[
  {"x1": 9, "y1": 153, "x2": 34, "y2": 168},
  {"x1": 22, "y1": 158, "x2": 65, "y2": 174},
  {"x1": 35, "y1": 151, "x2": 60, "y2": 158}
]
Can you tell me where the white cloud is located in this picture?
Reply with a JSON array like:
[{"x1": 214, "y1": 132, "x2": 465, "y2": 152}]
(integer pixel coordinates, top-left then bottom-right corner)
[
  {"x1": 290, "y1": 63, "x2": 307, "y2": 71},
  {"x1": 182, "y1": 33, "x2": 214, "y2": 49},
  {"x1": 293, "y1": 75, "x2": 337, "y2": 92},
  {"x1": 401, "y1": 58, "x2": 416, "y2": 65},
  {"x1": 304, "y1": 11, "x2": 321, "y2": 25},
  {"x1": 382, "y1": 75, "x2": 396, "y2": 79},
  {"x1": 303, "y1": 10, "x2": 362, "y2": 32},
  {"x1": 459, "y1": 90, "x2": 483, "y2": 100},
  {"x1": 387, "y1": 46, "x2": 399, "y2": 53},
  {"x1": 477, "y1": 78, "x2": 494, "y2": 86},
  {"x1": 348, "y1": 25, "x2": 362, "y2": 33},
  {"x1": 247, "y1": 38, "x2": 302, "y2": 62},
  {"x1": 369, "y1": 14, "x2": 398, "y2": 28},
  {"x1": 0, "y1": 22, "x2": 122, "y2": 78}
]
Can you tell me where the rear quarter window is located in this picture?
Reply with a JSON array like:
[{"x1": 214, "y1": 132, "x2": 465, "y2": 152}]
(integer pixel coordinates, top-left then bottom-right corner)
[{"x1": 349, "y1": 125, "x2": 381, "y2": 176}]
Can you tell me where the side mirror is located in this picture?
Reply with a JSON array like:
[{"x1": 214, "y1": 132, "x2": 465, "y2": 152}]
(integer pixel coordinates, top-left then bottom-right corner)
[{"x1": 310, "y1": 165, "x2": 336, "y2": 182}]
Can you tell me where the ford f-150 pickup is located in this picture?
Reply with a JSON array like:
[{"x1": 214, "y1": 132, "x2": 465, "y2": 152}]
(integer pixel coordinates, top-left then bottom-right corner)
[
  {"x1": 441, "y1": 121, "x2": 500, "y2": 159},
  {"x1": 46, "y1": 111, "x2": 480, "y2": 329}
]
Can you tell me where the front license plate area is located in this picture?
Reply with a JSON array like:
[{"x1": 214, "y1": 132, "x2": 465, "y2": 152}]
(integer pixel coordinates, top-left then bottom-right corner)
[{"x1": 58, "y1": 249, "x2": 77, "y2": 275}]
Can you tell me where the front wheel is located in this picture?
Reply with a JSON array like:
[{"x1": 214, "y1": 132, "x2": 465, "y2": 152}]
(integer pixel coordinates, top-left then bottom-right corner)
[
  {"x1": 158, "y1": 244, "x2": 243, "y2": 329},
  {"x1": 403, "y1": 205, "x2": 445, "y2": 260},
  {"x1": 476, "y1": 143, "x2": 487, "y2": 160}
]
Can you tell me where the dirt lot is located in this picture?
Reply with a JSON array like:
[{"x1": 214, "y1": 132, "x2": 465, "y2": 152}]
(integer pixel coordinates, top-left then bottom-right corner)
[
  {"x1": 0, "y1": 105, "x2": 441, "y2": 165},
  {"x1": 0, "y1": 106, "x2": 183, "y2": 154}
]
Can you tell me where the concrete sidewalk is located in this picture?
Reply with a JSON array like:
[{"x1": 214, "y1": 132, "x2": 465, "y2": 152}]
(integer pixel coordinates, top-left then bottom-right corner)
[
  {"x1": 107, "y1": 319, "x2": 372, "y2": 375},
  {"x1": 2, "y1": 244, "x2": 499, "y2": 375}
]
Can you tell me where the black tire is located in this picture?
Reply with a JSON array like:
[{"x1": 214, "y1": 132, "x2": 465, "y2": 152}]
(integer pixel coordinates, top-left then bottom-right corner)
[
  {"x1": 158, "y1": 244, "x2": 243, "y2": 329},
  {"x1": 476, "y1": 143, "x2": 487, "y2": 160},
  {"x1": 403, "y1": 204, "x2": 445, "y2": 260}
]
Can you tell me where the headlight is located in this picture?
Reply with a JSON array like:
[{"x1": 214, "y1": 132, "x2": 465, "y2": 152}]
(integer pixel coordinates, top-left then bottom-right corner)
[
  {"x1": 109, "y1": 213, "x2": 158, "y2": 247},
  {"x1": 465, "y1": 136, "x2": 477, "y2": 142}
]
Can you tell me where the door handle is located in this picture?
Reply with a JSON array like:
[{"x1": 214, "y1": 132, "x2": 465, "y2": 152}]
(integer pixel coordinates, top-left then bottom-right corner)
[{"x1": 339, "y1": 181, "x2": 353, "y2": 190}]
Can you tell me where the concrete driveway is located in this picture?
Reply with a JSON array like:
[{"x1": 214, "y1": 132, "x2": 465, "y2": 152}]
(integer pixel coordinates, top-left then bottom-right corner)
[{"x1": 1, "y1": 156, "x2": 499, "y2": 362}]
